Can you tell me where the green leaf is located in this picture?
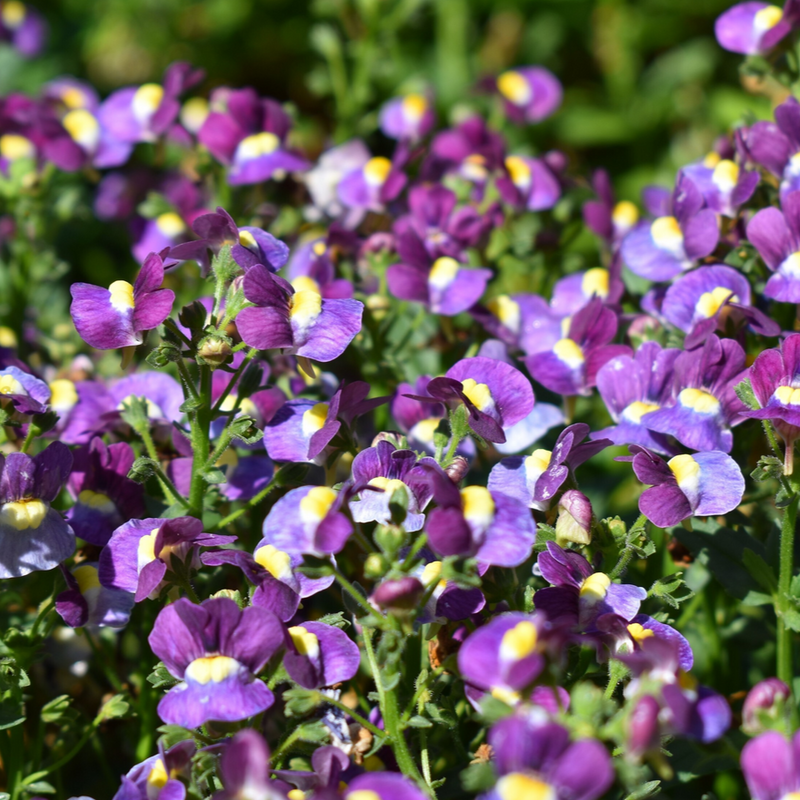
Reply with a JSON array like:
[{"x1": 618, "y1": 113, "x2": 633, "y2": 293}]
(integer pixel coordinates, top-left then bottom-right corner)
[
  {"x1": 96, "y1": 694, "x2": 131, "y2": 721},
  {"x1": 752, "y1": 455, "x2": 784, "y2": 483},
  {"x1": 735, "y1": 378, "x2": 759, "y2": 411},
  {"x1": 24, "y1": 783, "x2": 55, "y2": 795},
  {"x1": 623, "y1": 781, "x2": 661, "y2": 800},
  {"x1": 406, "y1": 715, "x2": 433, "y2": 728},
  {"x1": 782, "y1": 606, "x2": 800, "y2": 632},
  {"x1": 147, "y1": 662, "x2": 178, "y2": 689},
  {"x1": 157, "y1": 724, "x2": 195, "y2": 748},
  {"x1": 742, "y1": 548, "x2": 778, "y2": 593},
  {"x1": 283, "y1": 688, "x2": 323, "y2": 716},
  {"x1": 461, "y1": 762, "x2": 497, "y2": 792},
  {"x1": 41, "y1": 695, "x2": 74, "y2": 724}
]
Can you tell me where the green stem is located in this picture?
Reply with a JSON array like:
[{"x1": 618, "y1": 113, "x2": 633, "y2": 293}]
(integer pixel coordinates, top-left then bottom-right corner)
[
  {"x1": 777, "y1": 494, "x2": 799, "y2": 687},
  {"x1": 323, "y1": 694, "x2": 384, "y2": 737},
  {"x1": 214, "y1": 474, "x2": 279, "y2": 530},
  {"x1": 19, "y1": 423, "x2": 38, "y2": 454},
  {"x1": 362, "y1": 629, "x2": 428, "y2": 792},
  {"x1": 211, "y1": 349, "x2": 256, "y2": 414},
  {"x1": 135, "y1": 422, "x2": 188, "y2": 508},
  {"x1": 188, "y1": 366, "x2": 213, "y2": 519},
  {"x1": 175, "y1": 356, "x2": 200, "y2": 401},
  {"x1": 22, "y1": 721, "x2": 99, "y2": 787},
  {"x1": 333, "y1": 567, "x2": 381, "y2": 620}
]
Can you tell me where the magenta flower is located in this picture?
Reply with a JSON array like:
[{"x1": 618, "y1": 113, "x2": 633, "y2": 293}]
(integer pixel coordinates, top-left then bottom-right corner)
[
  {"x1": 70, "y1": 252, "x2": 175, "y2": 350},
  {"x1": 379, "y1": 93, "x2": 435, "y2": 141},
  {"x1": 742, "y1": 730, "x2": 800, "y2": 800},
  {"x1": 715, "y1": 1, "x2": 798, "y2": 55},
  {"x1": 496, "y1": 154, "x2": 561, "y2": 211}
]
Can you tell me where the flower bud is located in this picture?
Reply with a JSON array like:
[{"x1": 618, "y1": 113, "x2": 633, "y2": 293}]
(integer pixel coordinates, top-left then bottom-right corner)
[
  {"x1": 555, "y1": 490, "x2": 593, "y2": 546},
  {"x1": 197, "y1": 335, "x2": 233, "y2": 369},
  {"x1": 372, "y1": 577, "x2": 424, "y2": 611},
  {"x1": 742, "y1": 678, "x2": 791, "y2": 735},
  {"x1": 627, "y1": 694, "x2": 661, "y2": 759},
  {"x1": 178, "y1": 300, "x2": 209, "y2": 336},
  {"x1": 445, "y1": 456, "x2": 469, "y2": 484},
  {"x1": 363, "y1": 553, "x2": 389, "y2": 580},
  {"x1": 371, "y1": 431, "x2": 405, "y2": 449}
]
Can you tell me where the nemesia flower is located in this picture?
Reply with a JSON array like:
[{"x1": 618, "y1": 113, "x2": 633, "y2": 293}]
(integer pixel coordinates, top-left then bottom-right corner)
[
  {"x1": 99, "y1": 62, "x2": 204, "y2": 145},
  {"x1": 597, "y1": 612, "x2": 694, "y2": 671},
  {"x1": 488, "y1": 423, "x2": 609, "y2": 511},
  {"x1": 0, "y1": 442, "x2": 74, "y2": 579},
  {"x1": 471, "y1": 293, "x2": 563, "y2": 355},
  {"x1": 479, "y1": 717, "x2": 614, "y2": 800},
  {"x1": 260, "y1": 485, "x2": 352, "y2": 557},
  {"x1": 741, "y1": 677, "x2": 791, "y2": 734},
  {"x1": 495, "y1": 66, "x2": 563, "y2": 125},
  {"x1": 270, "y1": 744, "x2": 350, "y2": 796},
  {"x1": 524, "y1": 297, "x2": 631, "y2": 397},
  {"x1": 624, "y1": 445, "x2": 745, "y2": 528},
  {"x1": 337, "y1": 153, "x2": 407, "y2": 216},
  {"x1": 742, "y1": 730, "x2": 800, "y2": 800},
  {"x1": 426, "y1": 116, "x2": 505, "y2": 189},
  {"x1": 747, "y1": 190, "x2": 800, "y2": 302},
  {"x1": 583, "y1": 169, "x2": 640, "y2": 247},
  {"x1": 250, "y1": 543, "x2": 334, "y2": 612},
  {"x1": 413, "y1": 356, "x2": 535, "y2": 444},
  {"x1": 386, "y1": 230, "x2": 492, "y2": 315},
  {"x1": 379, "y1": 93, "x2": 435, "y2": 141},
  {"x1": 286, "y1": 238, "x2": 354, "y2": 299},
  {"x1": 148, "y1": 597, "x2": 283, "y2": 728},
  {"x1": 0, "y1": 364, "x2": 49, "y2": 415},
  {"x1": 680, "y1": 151, "x2": 759, "y2": 217},
  {"x1": 198, "y1": 89, "x2": 309, "y2": 185},
  {"x1": 110, "y1": 371, "x2": 185, "y2": 426},
  {"x1": 338, "y1": 773, "x2": 428, "y2": 800},
  {"x1": 283, "y1": 620, "x2": 360, "y2": 689},
  {"x1": 0, "y1": 1, "x2": 46, "y2": 57},
  {"x1": 348, "y1": 441, "x2": 438, "y2": 531},
  {"x1": 715, "y1": 1, "x2": 797, "y2": 55},
  {"x1": 212, "y1": 729, "x2": 289, "y2": 800},
  {"x1": 420, "y1": 462, "x2": 536, "y2": 566},
  {"x1": 304, "y1": 139, "x2": 372, "y2": 221},
  {"x1": 236, "y1": 265, "x2": 363, "y2": 361},
  {"x1": 457, "y1": 612, "x2": 552, "y2": 704},
  {"x1": 69, "y1": 251, "x2": 175, "y2": 350},
  {"x1": 65, "y1": 437, "x2": 144, "y2": 546},
  {"x1": 410, "y1": 550, "x2": 486, "y2": 622},
  {"x1": 550, "y1": 267, "x2": 624, "y2": 316},
  {"x1": 496, "y1": 154, "x2": 561, "y2": 211},
  {"x1": 639, "y1": 335, "x2": 747, "y2": 452},
  {"x1": 99, "y1": 517, "x2": 236, "y2": 602},
  {"x1": 112, "y1": 740, "x2": 195, "y2": 800},
  {"x1": 55, "y1": 562, "x2": 134, "y2": 629},
  {"x1": 661, "y1": 264, "x2": 780, "y2": 349},
  {"x1": 593, "y1": 341, "x2": 682, "y2": 455},
  {"x1": 621, "y1": 175, "x2": 719, "y2": 281}
]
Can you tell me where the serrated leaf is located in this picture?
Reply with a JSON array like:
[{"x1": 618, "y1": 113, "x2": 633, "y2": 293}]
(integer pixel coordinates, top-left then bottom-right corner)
[
  {"x1": 316, "y1": 612, "x2": 348, "y2": 629},
  {"x1": 735, "y1": 378, "x2": 759, "y2": 411},
  {"x1": 782, "y1": 606, "x2": 800, "y2": 632},
  {"x1": 752, "y1": 455, "x2": 784, "y2": 483},
  {"x1": 461, "y1": 762, "x2": 497, "y2": 792},
  {"x1": 147, "y1": 662, "x2": 178, "y2": 689},
  {"x1": 96, "y1": 694, "x2": 131, "y2": 721},
  {"x1": 624, "y1": 781, "x2": 661, "y2": 800},
  {"x1": 41, "y1": 695, "x2": 72, "y2": 723}
]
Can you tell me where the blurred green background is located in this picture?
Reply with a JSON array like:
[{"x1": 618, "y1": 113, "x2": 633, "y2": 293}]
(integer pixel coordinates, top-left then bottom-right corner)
[{"x1": 0, "y1": 0, "x2": 779, "y2": 198}]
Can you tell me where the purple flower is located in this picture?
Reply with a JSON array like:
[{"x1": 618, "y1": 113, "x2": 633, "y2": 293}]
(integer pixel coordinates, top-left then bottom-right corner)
[
  {"x1": 198, "y1": 89, "x2": 309, "y2": 185},
  {"x1": 621, "y1": 175, "x2": 719, "y2": 281},
  {"x1": 426, "y1": 116, "x2": 506, "y2": 189},
  {"x1": 583, "y1": 169, "x2": 640, "y2": 247},
  {"x1": 742, "y1": 730, "x2": 800, "y2": 800},
  {"x1": 148, "y1": 597, "x2": 283, "y2": 728},
  {"x1": 98, "y1": 62, "x2": 203, "y2": 145},
  {"x1": 496, "y1": 155, "x2": 561, "y2": 211},
  {"x1": 250, "y1": 543, "x2": 334, "y2": 613},
  {"x1": 0, "y1": 442, "x2": 74, "y2": 579},
  {"x1": 415, "y1": 356, "x2": 535, "y2": 444},
  {"x1": 593, "y1": 341, "x2": 682, "y2": 455},
  {"x1": 472, "y1": 293, "x2": 564, "y2": 355},
  {"x1": 457, "y1": 612, "x2": 552, "y2": 705},
  {"x1": 550, "y1": 267, "x2": 624, "y2": 317},
  {"x1": 379, "y1": 93, "x2": 435, "y2": 141},
  {"x1": 387, "y1": 230, "x2": 492, "y2": 315},
  {"x1": 624, "y1": 445, "x2": 744, "y2": 528},
  {"x1": 496, "y1": 67, "x2": 563, "y2": 125},
  {"x1": 680, "y1": 153, "x2": 759, "y2": 217},
  {"x1": 0, "y1": 2, "x2": 46, "y2": 58},
  {"x1": 488, "y1": 423, "x2": 609, "y2": 511},
  {"x1": 661, "y1": 264, "x2": 780, "y2": 349},
  {"x1": 480, "y1": 717, "x2": 614, "y2": 800},
  {"x1": 55, "y1": 562, "x2": 134, "y2": 629},
  {"x1": 746, "y1": 190, "x2": 800, "y2": 302},
  {"x1": 348, "y1": 441, "x2": 438, "y2": 531},
  {"x1": 411, "y1": 552, "x2": 486, "y2": 622},
  {"x1": 212, "y1": 729, "x2": 289, "y2": 800},
  {"x1": 236, "y1": 265, "x2": 363, "y2": 362},
  {"x1": 640, "y1": 335, "x2": 748, "y2": 452},
  {"x1": 260, "y1": 485, "x2": 352, "y2": 557},
  {"x1": 283, "y1": 620, "x2": 360, "y2": 689},
  {"x1": 524, "y1": 297, "x2": 631, "y2": 397},
  {"x1": 70, "y1": 252, "x2": 175, "y2": 350},
  {"x1": 421, "y1": 464, "x2": 536, "y2": 566},
  {"x1": 112, "y1": 740, "x2": 195, "y2": 800},
  {"x1": 286, "y1": 238, "x2": 354, "y2": 299},
  {"x1": 715, "y1": 1, "x2": 797, "y2": 55},
  {"x1": 597, "y1": 613, "x2": 694, "y2": 671},
  {"x1": 745, "y1": 333, "x2": 800, "y2": 444},
  {"x1": 0, "y1": 365, "x2": 50, "y2": 415},
  {"x1": 65, "y1": 438, "x2": 144, "y2": 546},
  {"x1": 337, "y1": 154, "x2": 407, "y2": 215},
  {"x1": 340, "y1": 773, "x2": 428, "y2": 800},
  {"x1": 99, "y1": 517, "x2": 236, "y2": 602},
  {"x1": 304, "y1": 139, "x2": 372, "y2": 221},
  {"x1": 742, "y1": 678, "x2": 792, "y2": 734}
]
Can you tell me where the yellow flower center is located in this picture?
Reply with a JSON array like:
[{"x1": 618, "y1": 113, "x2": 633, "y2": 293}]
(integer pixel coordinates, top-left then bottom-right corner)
[
  {"x1": 0, "y1": 134, "x2": 35, "y2": 161},
  {"x1": 146, "y1": 758, "x2": 169, "y2": 790},
  {"x1": 73, "y1": 564, "x2": 102, "y2": 594},
  {"x1": 696, "y1": 286, "x2": 738, "y2": 318},
  {"x1": 288, "y1": 625, "x2": 320, "y2": 657},
  {"x1": 525, "y1": 449, "x2": 552, "y2": 476},
  {"x1": 775, "y1": 386, "x2": 800, "y2": 406},
  {"x1": 579, "y1": 572, "x2": 611, "y2": 603},
  {"x1": 505, "y1": 155, "x2": 531, "y2": 188},
  {"x1": 668, "y1": 453, "x2": 700, "y2": 493},
  {"x1": 497, "y1": 773, "x2": 556, "y2": 800},
  {"x1": 347, "y1": 792, "x2": 382, "y2": 800},
  {"x1": 289, "y1": 289, "x2": 323, "y2": 328},
  {"x1": 754, "y1": 4, "x2": 783, "y2": 32},
  {"x1": 429, "y1": 256, "x2": 460, "y2": 290},
  {"x1": 460, "y1": 485, "x2": 495, "y2": 528},
  {"x1": 650, "y1": 216, "x2": 684, "y2": 254},
  {"x1": 184, "y1": 655, "x2": 240, "y2": 684},
  {"x1": 77, "y1": 489, "x2": 115, "y2": 514},
  {"x1": 499, "y1": 621, "x2": 538, "y2": 661},
  {"x1": 0, "y1": 499, "x2": 47, "y2": 531},
  {"x1": 108, "y1": 280, "x2": 135, "y2": 312},
  {"x1": 497, "y1": 71, "x2": 531, "y2": 105},
  {"x1": 678, "y1": 387, "x2": 720, "y2": 414},
  {"x1": 486, "y1": 295, "x2": 521, "y2": 332},
  {"x1": 1, "y1": 1, "x2": 26, "y2": 28},
  {"x1": 238, "y1": 132, "x2": 281, "y2": 159},
  {"x1": 612, "y1": 200, "x2": 639, "y2": 229},
  {"x1": 63, "y1": 109, "x2": 100, "y2": 151},
  {"x1": 301, "y1": 402, "x2": 329, "y2": 437},
  {"x1": 553, "y1": 338, "x2": 585, "y2": 368},
  {"x1": 402, "y1": 93, "x2": 427, "y2": 121},
  {"x1": 460, "y1": 378, "x2": 493, "y2": 411},
  {"x1": 363, "y1": 156, "x2": 392, "y2": 187},
  {"x1": 581, "y1": 268, "x2": 609, "y2": 298},
  {"x1": 255, "y1": 544, "x2": 293, "y2": 579},
  {"x1": 622, "y1": 401, "x2": 659, "y2": 423},
  {"x1": 0, "y1": 327, "x2": 17, "y2": 348},
  {"x1": 0, "y1": 374, "x2": 25, "y2": 395},
  {"x1": 156, "y1": 212, "x2": 186, "y2": 238},
  {"x1": 627, "y1": 622, "x2": 655, "y2": 643},
  {"x1": 299, "y1": 486, "x2": 338, "y2": 523},
  {"x1": 180, "y1": 97, "x2": 209, "y2": 134},
  {"x1": 712, "y1": 159, "x2": 739, "y2": 192},
  {"x1": 292, "y1": 275, "x2": 322, "y2": 295},
  {"x1": 49, "y1": 378, "x2": 78, "y2": 411},
  {"x1": 132, "y1": 83, "x2": 164, "y2": 125}
]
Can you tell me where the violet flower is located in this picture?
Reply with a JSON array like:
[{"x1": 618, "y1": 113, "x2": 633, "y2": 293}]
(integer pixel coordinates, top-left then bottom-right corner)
[
  {"x1": 337, "y1": 153, "x2": 407, "y2": 216},
  {"x1": 339, "y1": 773, "x2": 428, "y2": 800},
  {"x1": 742, "y1": 730, "x2": 800, "y2": 800},
  {"x1": 488, "y1": 423, "x2": 609, "y2": 511},
  {"x1": 387, "y1": 230, "x2": 492, "y2": 315},
  {"x1": 640, "y1": 334, "x2": 748, "y2": 453},
  {"x1": 56, "y1": 562, "x2": 134, "y2": 629},
  {"x1": 621, "y1": 175, "x2": 719, "y2": 281},
  {"x1": 148, "y1": 597, "x2": 284, "y2": 728},
  {"x1": 70, "y1": 251, "x2": 175, "y2": 350},
  {"x1": 236, "y1": 265, "x2": 363, "y2": 361},
  {"x1": 496, "y1": 154, "x2": 561, "y2": 211},
  {"x1": 198, "y1": 88, "x2": 309, "y2": 184},
  {"x1": 496, "y1": 67, "x2": 563, "y2": 125},
  {"x1": 112, "y1": 740, "x2": 195, "y2": 800},
  {"x1": 286, "y1": 238, "x2": 354, "y2": 299},
  {"x1": 0, "y1": 442, "x2": 74, "y2": 579},
  {"x1": 426, "y1": 116, "x2": 506, "y2": 189},
  {"x1": 715, "y1": 1, "x2": 799, "y2": 55},
  {"x1": 680, "y1": 153, "x2": 759, "y2": 217},
  {"x1": 624, "y1": 445, "x2": 745, "y2": 528},
  {"x1": 583, "y1": 169, "x2": 640, "y2": 247},
  {"x1": 379, "y1": 93, "x2": 435, "y2": 141},
  {"x1": 0, "y1": 1, "x2": 46, "y2": 57},
  {"x1": 283, "y1": 620, "x2": 360, "y2": 689},
  {"x1": 0, "y1": 365, "x2": 49, "y2": 415},
  {"x1": 480, "y1": 716, "x2": 614, "y2": 800},
  {"x1": 212, "y1": 729, "x2": 289, "y2": 800},
  {"x1": 550, "y1": 267, "x2": 624, "y2": 316},
  {"x1": 524, "y1": 297, "x2": 631, "y2": 397}
]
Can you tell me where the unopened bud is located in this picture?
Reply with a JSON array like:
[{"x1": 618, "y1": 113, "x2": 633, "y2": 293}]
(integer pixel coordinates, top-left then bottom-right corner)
[
  {"x1": 179, "y1": 300, "x2": 209, "y2": 335},
  {"x1": 445, "y1": 456, "x2": 469, "y2": 484},
  {"x1": 742, "y1": 678, "x2": 791, "y2": 735},
  {"x1": 372, "y1": 577, "x2": 424, "y2": 611},
  {"x1": 371, "y1": 431, "x2": 404, "y2": 449},
  {"x1": 555, "y1": 490, "x2": 593, "y2": 546},
  {"x1": 197, "y1": 335, "x2": 232, "y2": 369},
  {"x1": 363, "y1": 553, "x2": 389, "y2": 580}
]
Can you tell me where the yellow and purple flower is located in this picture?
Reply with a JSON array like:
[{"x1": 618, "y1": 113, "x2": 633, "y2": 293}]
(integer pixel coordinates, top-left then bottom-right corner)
[
  {"x1": 715, "y1": 1, "x2": 797, "y2": 54},
  {"x1": 379, "y1": 93, "x2": 435, "y2": 141},
  {"x1": 55, "y1": 561, "x2": 134, "y2": 629},
  {"x1": 680, "y1": 152, "x2": 759, "y2": 217},
  {"x1": 496, "y1": 154, "x2": 561, "y2": 211},
  {"x1": 0, "y1": 1, "x2": 45, "y2": 57},
  {"x1": 112, "y1": 740, "x2": 195, "y2": 800},
  {"x1": 337, "y1": 152, "x2": 407, "y2": 216},
  {"x1": 70, "y1": 251, "x2": 175, "y2": 350},
  {"x1": 0, "y1": 365, "x2": 50, "y2": 415},
  {"x1": 0, "y1": 442, "x2": 74, "y2": 579},
  {"x1": 495, "y1": 66, "x2": 563, "y2": 125},
  {"x1": 148, "y1": 597, "x2": 284, "y2": 728},
  {"x1": 283, "y1": 620, "x2": 360, "y2": 689},
  {"x1": 583, "y1": 168, "x2": 640, "y2": 247}
]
